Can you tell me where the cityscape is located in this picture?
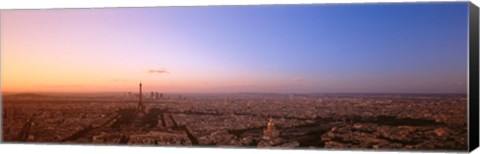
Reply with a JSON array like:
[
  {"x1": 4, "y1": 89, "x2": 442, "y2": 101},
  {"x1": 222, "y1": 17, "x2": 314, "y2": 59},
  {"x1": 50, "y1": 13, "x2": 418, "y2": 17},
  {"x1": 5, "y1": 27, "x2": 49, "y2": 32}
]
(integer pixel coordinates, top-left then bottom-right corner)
[
  {"x1": 0, "y1": 2, "x2": 470, "y2": 151},
  {"x1": 2, "y1": 83, "x2": 468, "y2": 150}
]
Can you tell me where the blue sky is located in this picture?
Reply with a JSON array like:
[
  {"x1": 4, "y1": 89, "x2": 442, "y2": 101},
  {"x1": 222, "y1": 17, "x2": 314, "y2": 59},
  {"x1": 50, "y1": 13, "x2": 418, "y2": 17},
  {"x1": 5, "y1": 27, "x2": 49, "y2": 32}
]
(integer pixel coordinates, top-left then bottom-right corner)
[{"x1": 1, "y1": 2, "x2": 469, "y2": 93}]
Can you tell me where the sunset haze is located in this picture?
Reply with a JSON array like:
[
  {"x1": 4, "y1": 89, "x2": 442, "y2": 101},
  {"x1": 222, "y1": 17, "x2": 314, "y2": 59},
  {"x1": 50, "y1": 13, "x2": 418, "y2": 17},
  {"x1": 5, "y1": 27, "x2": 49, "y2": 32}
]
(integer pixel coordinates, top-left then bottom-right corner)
[{"x1": 0, "y1": 3, "x2": 468, "y2": 93}]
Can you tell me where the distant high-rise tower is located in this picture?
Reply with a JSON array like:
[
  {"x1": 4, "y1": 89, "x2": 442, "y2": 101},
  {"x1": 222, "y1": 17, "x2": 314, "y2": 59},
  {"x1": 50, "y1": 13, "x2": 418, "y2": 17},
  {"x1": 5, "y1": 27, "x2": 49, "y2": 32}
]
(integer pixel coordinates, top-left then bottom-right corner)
[{"x1": 137, "y1": 83, "x2": 145, "y2": 113}]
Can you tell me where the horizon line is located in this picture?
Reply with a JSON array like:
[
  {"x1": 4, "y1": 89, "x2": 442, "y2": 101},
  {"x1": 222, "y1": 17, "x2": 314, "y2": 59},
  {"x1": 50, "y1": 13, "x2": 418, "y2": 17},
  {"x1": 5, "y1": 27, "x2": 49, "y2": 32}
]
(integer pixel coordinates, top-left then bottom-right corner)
[{"x1": 1, "y1": 91, "x2": 468, "y2": 95}]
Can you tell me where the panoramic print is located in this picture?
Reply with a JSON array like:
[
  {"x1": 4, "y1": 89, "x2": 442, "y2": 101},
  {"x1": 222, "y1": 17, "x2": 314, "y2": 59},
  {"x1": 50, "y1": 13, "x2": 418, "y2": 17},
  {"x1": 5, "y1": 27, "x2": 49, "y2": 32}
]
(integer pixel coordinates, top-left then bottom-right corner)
[{"x1": 1, "y1": 2, "x2": 469, "y2": 151}]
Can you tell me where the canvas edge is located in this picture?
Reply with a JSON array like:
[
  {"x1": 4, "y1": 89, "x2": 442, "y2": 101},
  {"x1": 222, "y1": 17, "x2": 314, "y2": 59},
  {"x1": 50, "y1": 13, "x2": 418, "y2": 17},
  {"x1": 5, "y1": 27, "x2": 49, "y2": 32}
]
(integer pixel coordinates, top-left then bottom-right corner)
[{"x1": 468, "y1": 1, "x2": 479, "y2": 152}]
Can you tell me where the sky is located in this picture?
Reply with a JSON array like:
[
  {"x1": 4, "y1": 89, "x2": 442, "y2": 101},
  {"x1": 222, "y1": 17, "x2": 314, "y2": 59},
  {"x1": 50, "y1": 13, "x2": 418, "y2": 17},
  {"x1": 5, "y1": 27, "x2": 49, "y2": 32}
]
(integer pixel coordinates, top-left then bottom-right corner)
[{"x1": 0, "y1": 2, "x2": 469, "y2": 93}]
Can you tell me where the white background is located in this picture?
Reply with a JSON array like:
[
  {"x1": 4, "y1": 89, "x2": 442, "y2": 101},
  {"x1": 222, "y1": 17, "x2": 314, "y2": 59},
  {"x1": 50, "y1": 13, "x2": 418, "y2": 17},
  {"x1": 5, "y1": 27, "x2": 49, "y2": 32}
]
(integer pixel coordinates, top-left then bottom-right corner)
[{"x1": 0, "y1": 0, "x2": 478, "y2": 154}]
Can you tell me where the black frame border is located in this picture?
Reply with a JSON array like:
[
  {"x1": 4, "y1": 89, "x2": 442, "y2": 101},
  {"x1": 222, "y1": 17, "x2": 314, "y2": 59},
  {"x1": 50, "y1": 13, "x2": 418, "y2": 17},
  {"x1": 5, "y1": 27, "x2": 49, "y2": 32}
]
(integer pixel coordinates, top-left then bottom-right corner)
[{"x1": 469, "y1": 1, "x2": 479, "y2": 152}]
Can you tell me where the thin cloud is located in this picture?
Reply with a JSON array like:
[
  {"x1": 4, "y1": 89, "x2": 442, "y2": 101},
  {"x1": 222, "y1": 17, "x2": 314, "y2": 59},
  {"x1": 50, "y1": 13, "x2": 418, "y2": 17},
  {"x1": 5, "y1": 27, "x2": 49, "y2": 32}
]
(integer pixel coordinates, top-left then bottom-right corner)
[
  {"x1": 146, "y1": 68, "x2": 169, "y2": 74},
  {"x1": 291, "y1": 77, "x2": 305, "y2": 83}
]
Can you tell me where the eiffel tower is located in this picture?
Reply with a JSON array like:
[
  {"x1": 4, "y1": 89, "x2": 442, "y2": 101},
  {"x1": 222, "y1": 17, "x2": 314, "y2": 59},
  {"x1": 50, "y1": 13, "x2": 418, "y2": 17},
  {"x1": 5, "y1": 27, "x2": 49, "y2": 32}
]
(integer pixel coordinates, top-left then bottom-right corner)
[{"x1": 137, "y1": 82, "x2": 146, "y2": 114}]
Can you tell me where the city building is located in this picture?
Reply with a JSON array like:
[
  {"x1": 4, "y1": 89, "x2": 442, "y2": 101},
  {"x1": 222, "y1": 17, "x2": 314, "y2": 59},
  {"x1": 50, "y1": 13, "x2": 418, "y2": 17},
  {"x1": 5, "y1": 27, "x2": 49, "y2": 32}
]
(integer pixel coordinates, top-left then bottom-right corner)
[{"x1": 262, "y1": 118, "x2": 279, "y2": 140}]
